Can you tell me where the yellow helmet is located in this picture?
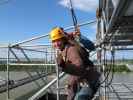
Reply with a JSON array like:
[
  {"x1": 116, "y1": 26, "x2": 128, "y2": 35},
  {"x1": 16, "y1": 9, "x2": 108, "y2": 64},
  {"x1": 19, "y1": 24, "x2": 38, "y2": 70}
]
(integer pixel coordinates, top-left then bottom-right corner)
[{"x1": 50, "y1": 27, "x2": 65, "y2": 41}]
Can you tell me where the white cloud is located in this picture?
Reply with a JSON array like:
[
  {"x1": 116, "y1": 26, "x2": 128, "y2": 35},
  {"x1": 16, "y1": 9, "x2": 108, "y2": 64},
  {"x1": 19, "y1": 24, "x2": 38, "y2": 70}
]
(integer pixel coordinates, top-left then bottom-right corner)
[{"x1": 58, "y1": 0, "x2": 98, "y2": 12}]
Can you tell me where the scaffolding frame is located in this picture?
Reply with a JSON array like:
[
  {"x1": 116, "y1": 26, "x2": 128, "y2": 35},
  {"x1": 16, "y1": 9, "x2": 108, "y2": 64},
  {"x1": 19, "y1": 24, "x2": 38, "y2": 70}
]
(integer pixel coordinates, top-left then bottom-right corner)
[{"x1": 97, "y1": 0, "x2": 133, "y2": 100}]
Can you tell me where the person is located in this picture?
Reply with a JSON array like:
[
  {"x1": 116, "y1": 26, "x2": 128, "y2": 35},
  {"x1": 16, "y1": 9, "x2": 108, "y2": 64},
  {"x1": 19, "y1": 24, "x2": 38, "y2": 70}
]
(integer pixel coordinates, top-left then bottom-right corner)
[
  {"x1": 49, "y1": 27, "x2": 100, "y2": 100},
  {"x1": 60, "y1": 27, "x2": 96, "y2": 52}
]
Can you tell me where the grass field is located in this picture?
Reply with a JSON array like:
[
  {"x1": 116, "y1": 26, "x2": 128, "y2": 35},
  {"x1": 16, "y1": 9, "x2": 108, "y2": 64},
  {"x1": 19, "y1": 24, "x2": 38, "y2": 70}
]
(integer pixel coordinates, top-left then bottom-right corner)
[
  {"x1": 0, "y1": 64, "x2": 56, "y2": 72},
  {"x1": 0, "y1": 64, "x2": 132, "y2": 72}
]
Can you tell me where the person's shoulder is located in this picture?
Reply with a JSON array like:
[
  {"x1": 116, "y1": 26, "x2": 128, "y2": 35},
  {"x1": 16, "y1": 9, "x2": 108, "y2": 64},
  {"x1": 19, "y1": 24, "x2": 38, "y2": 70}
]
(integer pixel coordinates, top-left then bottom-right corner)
[{"x1": 67, "y1": 43, "x2": 79, "y2": 53}]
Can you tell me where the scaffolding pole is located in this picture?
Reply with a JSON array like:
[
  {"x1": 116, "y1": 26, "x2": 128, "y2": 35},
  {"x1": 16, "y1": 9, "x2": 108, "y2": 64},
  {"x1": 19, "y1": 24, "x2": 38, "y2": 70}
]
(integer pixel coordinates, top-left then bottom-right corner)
[
  {"x1": 6, "y1": 44, "x2": 10, "y2": 100},
  {"x1": 55, "y1": 50, "x2": 59, "y2": 100}
]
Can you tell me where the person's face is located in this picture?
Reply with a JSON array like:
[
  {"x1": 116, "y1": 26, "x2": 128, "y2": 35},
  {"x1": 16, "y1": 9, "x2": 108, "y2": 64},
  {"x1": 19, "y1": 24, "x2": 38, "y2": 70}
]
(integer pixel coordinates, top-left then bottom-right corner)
[{"x1": 52, "y1": 39, "x2": 64, "y2": 50}]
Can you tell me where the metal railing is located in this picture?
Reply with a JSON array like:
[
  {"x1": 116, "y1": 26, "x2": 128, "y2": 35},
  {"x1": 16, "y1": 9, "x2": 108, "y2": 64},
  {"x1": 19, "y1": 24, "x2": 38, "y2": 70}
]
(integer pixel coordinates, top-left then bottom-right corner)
[
  {"x1": 0, "y1": 44, "x2": 56, "y2": 100},
  {"x1": 28, "y1": 72, "x2": 65, "y2": 100}
]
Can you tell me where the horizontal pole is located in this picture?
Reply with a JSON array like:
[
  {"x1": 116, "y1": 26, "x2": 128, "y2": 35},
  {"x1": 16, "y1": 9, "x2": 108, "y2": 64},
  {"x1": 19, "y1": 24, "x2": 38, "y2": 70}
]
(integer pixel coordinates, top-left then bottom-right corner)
[
  {"x1": 0, "y1": 44, "x2": 9, "y2": 48},
  {"x1": 64, "y1": 20, "x2": 96, "y2": 30},
  {"x1": 13, "y1": 47, "x2": 55, "y2": 53},
  {"x1": 0, "y1": 44, "x2": 52, "y2": 48},
  {"x1": 11, "y1": 34, "x2": 49, "y2": 47},
  {"x1": 115, "y1": 47, "x2": 133, "y2": 50},
  {"x1": 112, "y1": 83, "x2": 133, "y2": 85},
  {"x1": 11, "y1": 20, "x2": 96, "y2": 46},
  {"x1": 9, "y1": 63, "x2": 56, "y2": 66},
  {"x1": 16, "y1": 44, "x2": 52, "y2": 48}
]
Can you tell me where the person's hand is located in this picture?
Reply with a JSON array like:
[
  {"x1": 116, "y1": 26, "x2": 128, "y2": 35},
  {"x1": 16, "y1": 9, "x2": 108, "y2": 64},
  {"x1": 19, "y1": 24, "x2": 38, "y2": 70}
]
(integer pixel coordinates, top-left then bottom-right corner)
[
  {"x1": 65, "y1": 84, "x2": 71, "y2": 89},
  {"x1": 75, "y1": 25, "x2": 80, "y2": 36},
  {"x1": 73, "y1": 31, "x2": 80, "y2": 37},
  {"x1": 56, "y1": 54, "x2": 65, "y2": 67}
]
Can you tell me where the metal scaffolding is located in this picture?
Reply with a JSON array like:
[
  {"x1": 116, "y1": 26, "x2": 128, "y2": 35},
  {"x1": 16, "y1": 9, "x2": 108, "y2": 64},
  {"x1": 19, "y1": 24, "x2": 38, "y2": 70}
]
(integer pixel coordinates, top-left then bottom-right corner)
[
  {"x1": 96, "y1": 0, "x2": 133, "y2": 100},
  {"x1": 0, "y1": 43, "x2": 57, "y2": 100}
]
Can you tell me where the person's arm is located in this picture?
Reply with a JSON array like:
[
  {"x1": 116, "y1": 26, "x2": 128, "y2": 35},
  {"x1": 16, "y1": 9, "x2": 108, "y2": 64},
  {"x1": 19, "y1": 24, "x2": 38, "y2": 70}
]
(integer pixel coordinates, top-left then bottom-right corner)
[
  {"x1": 62, "y1": 46, "x2": 86, "y2": 76},
  {"x1": 66, "y1": 32, "x2": 75, "y2": 40}
]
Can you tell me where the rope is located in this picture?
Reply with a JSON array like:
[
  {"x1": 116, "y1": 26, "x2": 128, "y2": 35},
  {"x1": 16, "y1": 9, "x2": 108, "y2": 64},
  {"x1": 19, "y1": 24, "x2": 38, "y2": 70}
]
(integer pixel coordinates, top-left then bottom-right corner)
[{"x1": 100, "y1": 49, "x2": 115, "y2": 87}]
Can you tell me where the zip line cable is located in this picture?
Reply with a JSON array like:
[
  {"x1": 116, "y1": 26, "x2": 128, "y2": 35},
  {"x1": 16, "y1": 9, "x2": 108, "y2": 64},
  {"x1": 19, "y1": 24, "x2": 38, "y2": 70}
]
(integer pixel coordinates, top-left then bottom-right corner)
[
  {"x1": 69, "y1": 0, "x2": 78, "y2": 32},
  {"x1": 64, "y1": 20, "x2": 96, "y2": 31}
]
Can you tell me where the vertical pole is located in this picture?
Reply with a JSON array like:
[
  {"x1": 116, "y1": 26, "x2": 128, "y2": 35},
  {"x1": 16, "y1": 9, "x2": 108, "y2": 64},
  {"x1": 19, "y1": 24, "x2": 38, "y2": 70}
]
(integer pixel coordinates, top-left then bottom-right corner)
[
  {"x1": 45, "y1": 48, "x2": 48, "y2": 100},
  {"x1": 101, "y1": 7, "x2": 107, "y2": 98},
  {"x1": 101, "y1": 18, "x2": 104, "y2": 40},
  {"x1": 97, "y1": 48, "x2": 102, "y2": 99},
  {"x1": 46, "y1": 49, "x2": 48, "y2": 73},
  {"x1": 50, "y1": 48, "x2": 52, "y2": 73},
  {"x1": 103, "y1": 49, "x2": 107, "y2": 100},
  {"x1": 6, "y1": 44, "x2": 10, "y2": 100},
  {"x1": 55, "y1": 49, "x2": 59, "y2": 100},
  {"x1": 103, "y1": 49, "x2": 105, "y2": 100},
  {"x1": 106, "y1": 0, "x2": 109, "y2": 24}
]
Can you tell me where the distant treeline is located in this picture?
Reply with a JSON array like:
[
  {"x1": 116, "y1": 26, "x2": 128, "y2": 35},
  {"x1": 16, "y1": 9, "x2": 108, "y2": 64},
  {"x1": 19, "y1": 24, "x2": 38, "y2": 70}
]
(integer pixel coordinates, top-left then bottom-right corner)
[
  {"x1": 105, "y1": 64, "x2": 131, "y2": 72},
  {"x1": 0, "y1": 64, "x2": 132, "y2": 72},
  {"x1": 0, "y1": 60, "x2": 55, "y2": 64},
  {"x1": 0, "y1": 64, "x2": 56, "y2": 72},
  {"x1": 93, "y1": 59, "x2": 133, "y2": 64},
  {"x1": 0, "y1": 59, "x2": 133, "y2": 64}
]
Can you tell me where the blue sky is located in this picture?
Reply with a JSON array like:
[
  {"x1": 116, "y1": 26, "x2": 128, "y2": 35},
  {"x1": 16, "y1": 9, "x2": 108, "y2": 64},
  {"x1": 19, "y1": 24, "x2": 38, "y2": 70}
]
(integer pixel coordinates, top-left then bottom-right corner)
[
  {"x1": 0, "y1": 0, "x2": 98, "y2": 44},
  {"x1": 0, "y1": 0, "x2": 133, "y2": 59}
]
